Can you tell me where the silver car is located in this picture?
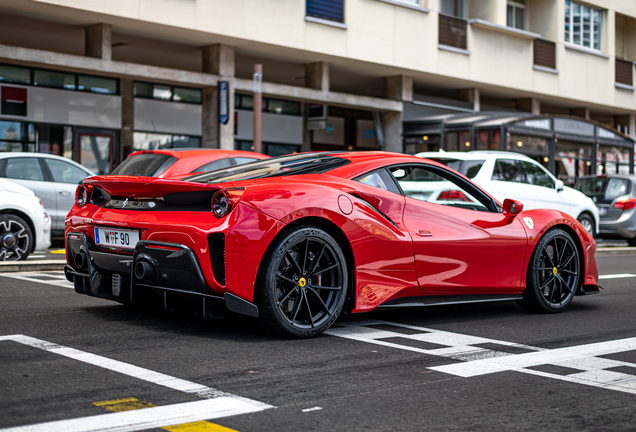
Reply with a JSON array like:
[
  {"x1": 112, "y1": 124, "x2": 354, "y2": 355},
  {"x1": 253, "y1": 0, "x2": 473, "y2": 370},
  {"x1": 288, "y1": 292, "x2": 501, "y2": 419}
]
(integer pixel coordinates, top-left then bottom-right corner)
[
  {"x1": 575, "y1": 175, "x2": 636, "y2": 245},
  {"x1": 0, "y1": 153, "x2": 95, "y2": 235}
]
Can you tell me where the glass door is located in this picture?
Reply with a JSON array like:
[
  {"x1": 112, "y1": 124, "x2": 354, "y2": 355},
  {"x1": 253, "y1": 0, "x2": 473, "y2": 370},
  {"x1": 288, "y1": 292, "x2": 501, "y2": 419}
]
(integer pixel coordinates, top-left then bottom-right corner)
[{"x1": 75, "y1": 128, "x2": 118, "y2": 175}]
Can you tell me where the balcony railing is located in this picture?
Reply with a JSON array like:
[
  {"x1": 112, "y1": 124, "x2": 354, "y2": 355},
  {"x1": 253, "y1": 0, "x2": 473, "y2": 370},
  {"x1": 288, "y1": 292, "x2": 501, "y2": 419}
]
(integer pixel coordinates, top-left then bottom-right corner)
[
  {"x1": 533, "y1": 39, "x2": 556, "y2": 70},
  {"x1": 439, "y1": 14, "x2": 467, "y2": 50},
  {"x1": 616, "y1": 58, "x2": 633, "y2": 86}
]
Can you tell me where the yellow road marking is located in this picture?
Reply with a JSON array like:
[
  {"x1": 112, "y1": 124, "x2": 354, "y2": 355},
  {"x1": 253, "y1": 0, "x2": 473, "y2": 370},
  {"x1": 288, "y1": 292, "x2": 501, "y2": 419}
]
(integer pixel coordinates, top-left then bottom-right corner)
[
  {"x1": 50, "y1": 249, "x2": 66, "y2": 254},
  {"x1": 94, "y1": 398, "x2": 239, "y2": 431}
]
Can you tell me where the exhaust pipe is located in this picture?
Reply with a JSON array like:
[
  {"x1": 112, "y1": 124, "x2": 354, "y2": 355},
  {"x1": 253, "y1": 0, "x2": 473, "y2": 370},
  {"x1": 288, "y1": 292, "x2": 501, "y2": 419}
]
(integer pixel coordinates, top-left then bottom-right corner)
[
  {"x1": 74, "y1": 251, "x2": 86, "y2": 269},
  {"x1": 134, "y1": 260, "x2": 156, "y2": 282}
]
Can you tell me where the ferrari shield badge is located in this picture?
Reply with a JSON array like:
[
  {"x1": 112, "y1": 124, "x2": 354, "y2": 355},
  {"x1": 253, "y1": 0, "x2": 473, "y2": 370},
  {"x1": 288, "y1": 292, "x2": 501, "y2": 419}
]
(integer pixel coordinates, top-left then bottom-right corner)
[{"x1": 523, "y1": 217, "x2": 534, "y2": 230}]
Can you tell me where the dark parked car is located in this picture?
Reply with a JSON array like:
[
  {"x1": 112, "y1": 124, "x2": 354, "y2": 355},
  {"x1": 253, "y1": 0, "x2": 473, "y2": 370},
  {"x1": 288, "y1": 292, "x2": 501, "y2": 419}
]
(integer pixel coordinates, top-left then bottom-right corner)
[{"x1": 575, "y1": 174, "x2": 636, "y2": 245}]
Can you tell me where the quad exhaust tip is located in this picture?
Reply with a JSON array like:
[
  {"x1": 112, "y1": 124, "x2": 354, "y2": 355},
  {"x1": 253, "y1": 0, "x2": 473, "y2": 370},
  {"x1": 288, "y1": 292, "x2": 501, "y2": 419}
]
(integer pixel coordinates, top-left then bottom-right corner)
[
  {"x1": 74, "y1": 251, "x2": 86, "y2": 269},
  {"x1": 134, "y1": 260, "x2": 156, "y2": 282}
]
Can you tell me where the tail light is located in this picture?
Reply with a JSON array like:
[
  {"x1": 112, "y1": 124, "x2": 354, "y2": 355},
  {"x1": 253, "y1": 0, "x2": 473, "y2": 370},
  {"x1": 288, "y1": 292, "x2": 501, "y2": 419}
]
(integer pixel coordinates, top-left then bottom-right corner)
[
  {"x1": 76, "y1": 184, "x2": 91, "y2": 207},
  {"x1": 211, "y1": 187, "x2": 244, "y2": 218},
  {"x1": 613, "y1": 199, "x2": 636, "y2": 211},
  {"x1": 438, "y1": 190, "x2": 472, "y2": 202}
]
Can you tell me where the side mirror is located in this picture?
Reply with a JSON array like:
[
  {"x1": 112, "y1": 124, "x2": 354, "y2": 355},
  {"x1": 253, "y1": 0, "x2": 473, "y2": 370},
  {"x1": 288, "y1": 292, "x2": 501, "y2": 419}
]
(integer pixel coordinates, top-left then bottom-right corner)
[
  {"x1": 503, "y1": 198, "x2": 524, "y2": 217},
  {"x1": 556, "y1": 180, "x2": 564, "y2": 192}
]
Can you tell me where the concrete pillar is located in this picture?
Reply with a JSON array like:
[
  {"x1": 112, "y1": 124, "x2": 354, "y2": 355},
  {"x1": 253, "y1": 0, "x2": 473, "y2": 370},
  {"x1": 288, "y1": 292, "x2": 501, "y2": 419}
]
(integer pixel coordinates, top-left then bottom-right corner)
[
  {"x1": 305, "y1": 62, "x2": 329, "y2": 92},
  {"x1": 383, "y1": 76, "x2": 413, "y2": 153},
  {"x1": 458, "y1": 88, "x2": 480, "y2": 112},
  {"x1": 516, "y1": 98, "x2": 541, "y2": 114},
  {"x1": 201, "y1": 44, "x2": 235, "y2": 150},
  {"x1": 630, "y1": 114, "x2": 636, "y2": 140},
  {"x1": 119, "y1": 78, "x2": 134, "y2": 165},
  {"x1": 85, "y1": 23, "x2": 112, "y2": 61},
  {"x1": 569, "y1": 107, "x2": 590, "y2": 119}
]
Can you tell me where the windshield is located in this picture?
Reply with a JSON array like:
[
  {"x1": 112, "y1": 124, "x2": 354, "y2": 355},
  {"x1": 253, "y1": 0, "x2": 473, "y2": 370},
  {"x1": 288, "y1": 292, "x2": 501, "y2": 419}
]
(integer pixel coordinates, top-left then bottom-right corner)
[
  {"x1": 576, "y1": 177, "x2": 632, "y2": 204},
  {"x1": 111, "y1": 153, "x2": 177, "y2": 177},
  {"x1": 185, "y1": 152, "x2": 349, "y2": 184},
  {"x1": 430, "y1": 158, "x2": 485, "y2": 179}
]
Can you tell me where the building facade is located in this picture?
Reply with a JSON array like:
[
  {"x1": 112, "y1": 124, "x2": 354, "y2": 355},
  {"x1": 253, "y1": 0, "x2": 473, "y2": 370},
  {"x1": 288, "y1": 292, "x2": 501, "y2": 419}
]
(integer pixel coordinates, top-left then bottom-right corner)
[{"x1": 0, "y1": 0, "x2": 634, "y2": 176}]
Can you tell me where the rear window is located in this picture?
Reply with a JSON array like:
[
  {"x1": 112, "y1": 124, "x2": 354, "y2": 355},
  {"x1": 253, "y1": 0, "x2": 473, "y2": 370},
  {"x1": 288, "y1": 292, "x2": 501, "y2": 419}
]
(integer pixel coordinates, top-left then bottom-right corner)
[
  {"x1": 186, "y1": 153, "x2": 348, "y2": 184},
  {"x1": 431, "y1": 158, "x2": 485, "y2": 179},
  {"x1": 576, "y1": 177, "x2": 632, "y2": 204},
  {"x1": 111, "y1": 153, "x2": 177, "y2": 177}
]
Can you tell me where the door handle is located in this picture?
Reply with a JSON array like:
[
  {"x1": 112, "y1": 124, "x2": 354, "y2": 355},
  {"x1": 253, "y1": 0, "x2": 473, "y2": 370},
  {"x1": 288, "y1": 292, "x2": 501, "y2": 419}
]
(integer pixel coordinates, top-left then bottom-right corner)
[
  {"x1": 416, "y1": 229, "x2": 433, "y2": 237},
  {"x1": 58, "y1": 191, "x2": 72, "y2": 196}
]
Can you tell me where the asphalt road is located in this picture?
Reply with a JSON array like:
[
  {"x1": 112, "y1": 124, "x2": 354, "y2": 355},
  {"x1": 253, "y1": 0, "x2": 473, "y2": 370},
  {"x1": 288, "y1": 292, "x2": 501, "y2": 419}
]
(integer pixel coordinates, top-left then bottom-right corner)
[{"x1": 0, "y1": 254, "x2": 635, "y2": 431}]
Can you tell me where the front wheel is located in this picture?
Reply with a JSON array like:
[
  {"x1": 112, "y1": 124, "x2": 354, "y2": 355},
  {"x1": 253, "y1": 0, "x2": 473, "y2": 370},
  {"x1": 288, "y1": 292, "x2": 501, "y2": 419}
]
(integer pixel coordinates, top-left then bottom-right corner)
[
  {"x1": 577, "y1": 213, "x2": 595, "y2": 238},
  {"x1": 0, "y1": 214, "x2": 33, "y2": 261},
  {"x1": 520, "y1": 228, "x2": 580, "y2": 313},
  {"x1": 254, "y1": 226, "x2": 347, "y2": 338}
]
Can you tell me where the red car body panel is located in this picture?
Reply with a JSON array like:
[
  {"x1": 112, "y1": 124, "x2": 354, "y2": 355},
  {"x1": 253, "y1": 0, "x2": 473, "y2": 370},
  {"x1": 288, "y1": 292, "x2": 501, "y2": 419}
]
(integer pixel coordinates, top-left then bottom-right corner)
[
  {"x1": 65, "y1": 151, "x2": 599, "y2": 315},
  {"x1": 124, "y1": 149, "x2": 269, "y2": 178}
]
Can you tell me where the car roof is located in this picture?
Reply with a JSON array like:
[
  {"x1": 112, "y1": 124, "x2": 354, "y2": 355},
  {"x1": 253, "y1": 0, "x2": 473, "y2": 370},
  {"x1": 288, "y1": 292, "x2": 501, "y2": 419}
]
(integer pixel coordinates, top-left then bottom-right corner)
[
  {"x1": 415, "y1": 151, "x2": 533, "y2": 161},
  {"x1": 0, "y1": 152, "x2": 95, "y2": 174},
  {"x1": 127, "y1": 148, "x2": 269, "y2": 161}
]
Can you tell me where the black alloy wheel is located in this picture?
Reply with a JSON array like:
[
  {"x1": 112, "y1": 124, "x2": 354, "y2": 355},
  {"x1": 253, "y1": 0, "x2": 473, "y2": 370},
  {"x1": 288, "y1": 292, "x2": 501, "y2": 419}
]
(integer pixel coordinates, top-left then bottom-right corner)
[
  {"x1": 255, "y1": 226, "x2": 347, "y2": 337},
  {"x1": 0, "y1": 214, "x2": 32, "y2": 261},
  {"x1": 521, "y1": 228, "x2": 580, "y2": 313}
]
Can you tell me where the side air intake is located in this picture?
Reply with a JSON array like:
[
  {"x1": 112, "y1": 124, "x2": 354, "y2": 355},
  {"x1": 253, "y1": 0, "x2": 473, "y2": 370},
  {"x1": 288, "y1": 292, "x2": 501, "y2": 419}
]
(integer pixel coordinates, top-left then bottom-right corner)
[{"x1": 208, "y1": 233, "x2": 226, "y2": 286}]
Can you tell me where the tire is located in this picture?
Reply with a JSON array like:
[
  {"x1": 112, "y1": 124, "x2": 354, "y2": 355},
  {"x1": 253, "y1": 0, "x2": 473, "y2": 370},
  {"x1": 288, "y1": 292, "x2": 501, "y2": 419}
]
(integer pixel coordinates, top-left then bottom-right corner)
[
  {"x1": 577, "y1": 213, "x2": 595, "y2": 238},
  {"x1": 520, "y1": 228, "x2": 580, "y2": 313},
  {"x1": 627, "y1": 237, "x2": 636, "y2": 247},
  {"x1": 253, "y1": 226, "x2": 347, "y2": 338},
  {"x1": 0, "y1": 214, "x2": 33, "y2": 261}
]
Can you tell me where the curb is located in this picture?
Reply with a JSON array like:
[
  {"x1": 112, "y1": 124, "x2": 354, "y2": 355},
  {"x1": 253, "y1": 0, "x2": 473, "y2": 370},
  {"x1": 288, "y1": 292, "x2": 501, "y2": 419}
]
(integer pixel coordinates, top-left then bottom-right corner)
[{"x1": 0, "y1": 260, "x2": 67, "y2": 273}]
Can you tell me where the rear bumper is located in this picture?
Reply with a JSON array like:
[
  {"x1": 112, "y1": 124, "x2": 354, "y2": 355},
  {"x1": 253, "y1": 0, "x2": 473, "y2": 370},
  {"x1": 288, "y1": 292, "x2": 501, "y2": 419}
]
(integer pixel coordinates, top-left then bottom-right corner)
[
  {"x1": 65, "y1": 232, "x2": 258, "y2": 318},
  {"x1": 598, "y1": 212, "x2": 636, "y2": 240}
]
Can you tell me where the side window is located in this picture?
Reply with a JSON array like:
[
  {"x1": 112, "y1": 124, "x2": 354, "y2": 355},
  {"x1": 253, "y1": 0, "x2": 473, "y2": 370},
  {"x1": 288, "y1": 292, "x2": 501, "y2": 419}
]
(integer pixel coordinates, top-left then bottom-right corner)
[
  {"x1": 192, "y1": 158, "x2": 233, "y2": 173},
  {"x1": 45, "y1": 159, "x2": 90, "y2": 184},
  {"x1": 391, "y1": 165, "x2": 490, "y2": 212},
  {"x1": 492, "y1": 159, "x2": 525, "y2": 183},
  {"x1": 233, "y1": 157, "x2": 258, "y2": 165},
  {"x1": 519, "y1": 161, "x2": 555, "y2": 189},
  {"x1": 355, "y1": 168, "x2": 400, "y2": 194},
  {"x1": 4, "y1": 158, "x2": 45, "y2": 181}
]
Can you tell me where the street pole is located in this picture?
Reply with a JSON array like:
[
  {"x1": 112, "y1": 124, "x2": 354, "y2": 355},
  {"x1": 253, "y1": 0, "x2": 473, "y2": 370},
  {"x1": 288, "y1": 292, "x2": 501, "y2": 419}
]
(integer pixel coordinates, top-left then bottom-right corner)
[{"x1": 253, "y1": 64, "x2": 263, "y2": 154}]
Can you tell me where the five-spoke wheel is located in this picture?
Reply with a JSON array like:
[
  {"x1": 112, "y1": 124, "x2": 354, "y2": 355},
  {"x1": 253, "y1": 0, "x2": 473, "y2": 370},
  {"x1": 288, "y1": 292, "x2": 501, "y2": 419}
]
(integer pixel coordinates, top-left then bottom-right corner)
[
  {"x1": 0, "y1": 214, "x2": 32, "y2": 261},
  {"x1": 255, "y1": 226, "x2": 347, "y2": 337},
  {"x1": 521, "y1": 228, "x2": 580, "y2": 312}
]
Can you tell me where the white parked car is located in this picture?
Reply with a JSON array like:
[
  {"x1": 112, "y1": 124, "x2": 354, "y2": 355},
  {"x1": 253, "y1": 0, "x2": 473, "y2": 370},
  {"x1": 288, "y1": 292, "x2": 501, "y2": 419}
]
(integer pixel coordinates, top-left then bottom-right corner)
[
  {"x1": 408, "y1": 151, "x2": 599, "y2": 236},
  {"x1": 0, "y1": 178, "x2": 51, "y2": 261},
  {"x1": 0, "y1": 153, "x2": 95, "y2": 235}
]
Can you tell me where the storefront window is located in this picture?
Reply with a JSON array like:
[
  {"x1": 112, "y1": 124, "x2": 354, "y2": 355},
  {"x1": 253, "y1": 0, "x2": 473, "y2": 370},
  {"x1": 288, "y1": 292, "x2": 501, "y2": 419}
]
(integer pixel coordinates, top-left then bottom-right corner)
[
  {"x1": 174, "y1": 87, "x2": 202, "y2": 104},
  {"x1": 77, "y1": 75, "x2": 118, "y2": 95},
  {"x1": 37, "y1": 124, "x2": 72, "y2": 156},
  {"x1": 476, "y1": 129, "x2": 501, "y2": 151},
  {"x1": 234, "y1": 94, "x2": 301, "y2": 115},
  {"x1": 0, "y1": 120, "x2": 35, "y2": 152},
  {"x1": 134, "y1": 82, "x2": 201, "y2": 104},
  {"x1": 404, "y1": 135, "x2": 440, "y2": 154},
  {"x1": 555, "y1": 140, "x2": 592, "y2": 186},
  {"x1": 506, "y1": 134, "x2": 548, "y2": 155},
  {"x1": 80, "y1": 133, "x2": 112, "y2": 175},
  {"x1": 445, "y1": 130, "x2": 471, "y2": 152},
  {"x1": 597, "y1": 145, "x2": 631, "y2": 175},
  {"x1": 33, "y1": 70, "x2": 75, "y2": 90},
  {"x1": 133, "y1": 132, "x2": 201, "y2": 151},
  {"x1": 0, "y1": 64, "x2": 31, "y2": 85}
]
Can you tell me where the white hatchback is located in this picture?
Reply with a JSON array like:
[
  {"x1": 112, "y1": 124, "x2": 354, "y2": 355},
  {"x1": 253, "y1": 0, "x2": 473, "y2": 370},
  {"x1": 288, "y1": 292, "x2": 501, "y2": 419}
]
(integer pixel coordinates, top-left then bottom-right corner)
[
  {"x1": 0, "y1": 178, "x2": 51, "y2": 260},
  {"x1": 413, "y1": 151, "x2": 600, "y2": 236}
]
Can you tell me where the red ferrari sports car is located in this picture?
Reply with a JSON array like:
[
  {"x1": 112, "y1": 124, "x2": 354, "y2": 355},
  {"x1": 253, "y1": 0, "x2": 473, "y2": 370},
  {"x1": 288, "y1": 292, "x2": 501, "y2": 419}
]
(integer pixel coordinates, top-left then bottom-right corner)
[
  {"x1": 65, "y1": 152, "x2": 600, "y2": 337},
  {"x1": 111, "y1": 148, "x2": 269, "y2": 178}
]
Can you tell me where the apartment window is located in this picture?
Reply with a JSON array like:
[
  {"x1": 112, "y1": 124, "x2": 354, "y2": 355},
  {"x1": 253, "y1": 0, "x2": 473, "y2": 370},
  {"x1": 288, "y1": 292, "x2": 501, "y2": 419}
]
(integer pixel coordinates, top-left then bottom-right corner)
[
  {"x1": 306, "y1": 0, "x2": 344, "y2": 23},
  {"x1": 0, "y1": 65, "x2": 30, "y2": 85},
  {"x1": 0, "y1": 64, "x2": 118, "y2": 95},
  {"x1": 134, "y1": 82, "x2": 202, "y2": 104},
  {"x1": 565, "y1": 1, "x2": 602, "y2": 51},
  {"x1": 34, "y1": 70, "x2": 76, "y2": 90},
  {"x1": 235, "y1": 94, "x2": 301, "y2": 116},
  {"x1": 507, "y1": 0, "x2": 526, "y2": 30},
  {"x1": 440, "y1": 0, "x2": 465, "y2": 18}
]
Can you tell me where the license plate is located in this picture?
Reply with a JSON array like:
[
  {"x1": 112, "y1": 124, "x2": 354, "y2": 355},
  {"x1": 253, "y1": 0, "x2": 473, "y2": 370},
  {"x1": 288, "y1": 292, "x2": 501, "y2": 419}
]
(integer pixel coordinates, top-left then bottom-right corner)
[
  {"x1": 599, "y1": 207, "x2": 607, "y2": 215},
  {"x1": 94, "y1": 227, "x2": 140, "y2": 249}
]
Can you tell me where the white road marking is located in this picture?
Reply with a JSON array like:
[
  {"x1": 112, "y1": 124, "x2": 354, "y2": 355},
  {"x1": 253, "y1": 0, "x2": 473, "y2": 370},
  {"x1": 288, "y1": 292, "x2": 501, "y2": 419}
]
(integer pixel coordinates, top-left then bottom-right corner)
[
  {"x1": 0, "y1": 271, "x2": 73, "y2": 289},
  {"x1": 302, "y1": 407, "x2": 323, "y2": 413},
  {"x1": 598, "y1": 273, "x2": 636, "y2": 280},
  {"x1": 26, "y1": 255, "x2": 46, "y2": 258},
  {"x1": 0, "y1": 398, "x2": 265, "y2": 432},
  {"x1": 327, "y1": 321, "x2": 636, "y2": 396},
  {"x1": 0, "y1": 334, "x2": 273, "y2": 431}
]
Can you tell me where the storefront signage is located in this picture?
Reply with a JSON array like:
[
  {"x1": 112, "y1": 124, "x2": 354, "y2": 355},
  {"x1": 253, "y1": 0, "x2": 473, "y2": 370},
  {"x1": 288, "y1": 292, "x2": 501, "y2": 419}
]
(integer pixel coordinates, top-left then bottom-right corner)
[
  {"x1": 218, "y1": 81, "x2": 229, "y2": 125},
  {"x1": 598, "y1": 128, "x2": 615, "y2": 139},
  {"x1": 554, "y1": 118, "x2": 594, "y2": 136},
  {"x1": 523, "y1": 119, "x2": 550, "y2": 130},
  {"x1": 307, "y1": 120, "x2": 326, "y2": 130},
  {"x1": 1, "y1": 86, "x2": 27, "y2": 117}
]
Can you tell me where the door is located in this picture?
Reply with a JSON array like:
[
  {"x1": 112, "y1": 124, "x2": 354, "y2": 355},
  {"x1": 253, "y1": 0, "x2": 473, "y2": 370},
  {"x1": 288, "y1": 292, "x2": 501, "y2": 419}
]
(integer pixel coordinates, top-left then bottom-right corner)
[
  {"x1": 42, "y1": 158, "x2": 93, "y2": 231},
  {"x1": 75, "y1": 129, "x2": 118, "y2": 175},
  {"x1": 0, "y1": 157, "x2": 56, "y2": 222},
  {"x1": 389, "y1": 163, "x2": 528, "y2": 294}
]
